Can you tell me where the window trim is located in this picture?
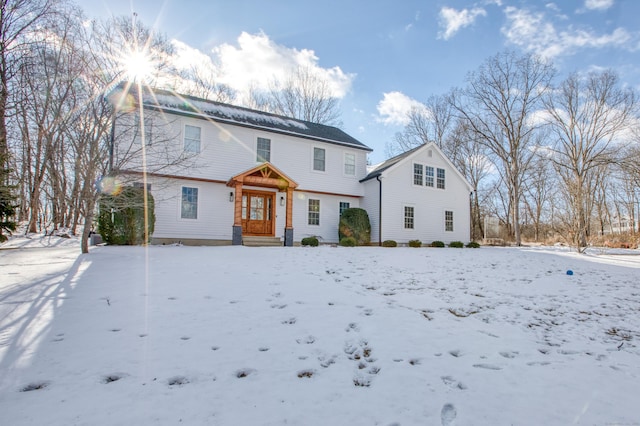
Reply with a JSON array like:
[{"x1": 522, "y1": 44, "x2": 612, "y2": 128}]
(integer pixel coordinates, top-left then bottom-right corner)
[
  {"x1": 257, "y1": 137, "x2": 271, "y2": 163},
  {"x1": 308, "y1": 198, "x2": 320, "y2": 225},
  {"x1": 425, "y1": 166, "x2": 434, "y2": 188},
  {"x1": 404, "y1": 205, "x2": 415, "y2": 230},
  {"x1": 445, "y1": 210, "x2": 454, "y2": 232},
  {"x1": 339, "y1": 201, "x2": 350, "y2": 216},
  {"x1": 183, "y1": 124, "x2": 201, "y2": 153},
  {"x1": 413, "y1": 163, "x2": 423, "y2": 186},
  {"x1": 180, "y1": 186, "x2": 199, "y2": 220},
  {"x1": 437, "y1": 168, "x2": 446, "y2": 190},
  {"x1": 313, "y1": 147, "x2": 326, "y2": 172},
  {"x1": 344, "y1": 152, "x2": 356, "y2": 176}
]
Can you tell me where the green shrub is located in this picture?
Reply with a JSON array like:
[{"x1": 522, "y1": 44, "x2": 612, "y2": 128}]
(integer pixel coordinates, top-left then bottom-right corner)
[
  {"x1": 408, "y1": 239, "x2": 422, "y2": 248},
  {"x1": 466, "y1": 241, "x2": 481, "y2": 248},
  {"x1": 339, "y1": 208, "x2": 371, "y2": 246},
  {"x1": 97, "y1": 186, "x2": 155, "y2": 245},
  {"x1": 431, "y1": 240, "x2": 445, "y2": 248},
  {"x1": 449, "y1": 241, "x2": 464, "y2": 248},
  {"x1": 382, "y1": 240, "x2": 397, "y2": 247},
  {"x1": 339, "y1": 236, "x2": 357, "y2": 247},
  {"x1": 301, "y1": 236, "x2": 319, "y2": 247}
]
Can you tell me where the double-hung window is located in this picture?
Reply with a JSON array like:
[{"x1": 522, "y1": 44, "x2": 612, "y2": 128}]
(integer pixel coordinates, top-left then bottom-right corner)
[
  {"x1": 257, "y1": 137, "x2": 271, "y2": 162},
  {"x1": 308, "y1": 199, "x2": 320, "y2": 225},
  {"x1": 184, "y1": 125, "x2": 201, "y2": 153},
  {"x1": 404, "y1": 206, "x2": 414, "y2": 229},
  {"x1": 181, "y1": 187, "x2": 198, "y2": 219},
  {"x1": 313, "y1": 147, "x2": 325, "y2": 171},
  {"x1": 339, "y1": 202, "x2": 350, "y2": 216},
  {"x1": 413, "y1": 164, "x2": 423, "y2": 185},
  {"x1": 425, "y1": 166, "x2": 434, "y2": 187},
  {"x1": 445, "y1": 210, "x2": 454, "y2": 232},
  {"x1": 344, "y1": 153, "x2": 356, "y2": 176},
  {"x1": 437, "y1": 168, "x2": 445, "y2": 189}
]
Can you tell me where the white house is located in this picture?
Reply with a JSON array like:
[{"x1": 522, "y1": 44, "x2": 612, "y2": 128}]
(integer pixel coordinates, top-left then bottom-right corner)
[{"x1": 109, "y1": 83, "x2": 472, "y2": 246}]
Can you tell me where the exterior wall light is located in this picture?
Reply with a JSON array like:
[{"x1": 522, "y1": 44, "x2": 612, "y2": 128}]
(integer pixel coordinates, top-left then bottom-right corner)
[
  {"x1": 229, "y1": 191, "x2": 234, "y2": 202},
  {"x1": 280, "y1": 196, "x2": 285, "y2": 206}
]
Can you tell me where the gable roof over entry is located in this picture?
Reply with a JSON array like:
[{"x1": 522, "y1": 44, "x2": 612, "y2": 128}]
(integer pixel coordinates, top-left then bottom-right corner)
[{"x1": 227, "y1": 163, "x2": 298, "y2": 191}]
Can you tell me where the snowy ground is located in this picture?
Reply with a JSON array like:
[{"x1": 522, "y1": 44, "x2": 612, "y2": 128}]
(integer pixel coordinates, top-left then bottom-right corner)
[{"x1": 1, "y1": 237, "x2": 639, "y2": 425}]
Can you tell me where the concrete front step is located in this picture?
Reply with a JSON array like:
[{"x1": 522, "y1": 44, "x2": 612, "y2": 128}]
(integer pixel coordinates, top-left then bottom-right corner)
[{"x1": 242, "y1": 236, "x2": 283, "y2": 247}]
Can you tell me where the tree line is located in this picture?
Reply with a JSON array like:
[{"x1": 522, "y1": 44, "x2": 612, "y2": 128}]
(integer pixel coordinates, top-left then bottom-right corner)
[
  {"x1": 1, "y1": 0, "x2": 638, "y2": 253},
  {"x1": 388, "y1": 51, "x2": 640, "y2": 250}
]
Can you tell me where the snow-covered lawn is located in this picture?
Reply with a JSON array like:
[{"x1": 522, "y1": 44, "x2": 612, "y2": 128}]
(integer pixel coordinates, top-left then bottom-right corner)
[{"x1": 1, "y1": 239, "x2": 639, "y2": 425}]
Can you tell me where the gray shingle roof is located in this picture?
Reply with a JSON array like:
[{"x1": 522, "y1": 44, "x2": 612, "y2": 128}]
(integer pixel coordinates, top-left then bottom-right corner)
[{"x1": 113, "y1": 83, "x2": 371, "y2": 151}]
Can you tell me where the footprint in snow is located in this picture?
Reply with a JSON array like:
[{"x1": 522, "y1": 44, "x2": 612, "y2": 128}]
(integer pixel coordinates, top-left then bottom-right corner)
[
  {"x1": 441, "y1": 403, "x2": 457, "y2": 426},
  {"x1": 473, "y1": 363, "x2": 502, "y2": 370}
]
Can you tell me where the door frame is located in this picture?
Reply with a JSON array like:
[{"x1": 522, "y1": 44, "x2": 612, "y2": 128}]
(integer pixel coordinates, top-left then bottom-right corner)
[{"x1": 241, "y1": 189, "x2": 276, "y2": 236}]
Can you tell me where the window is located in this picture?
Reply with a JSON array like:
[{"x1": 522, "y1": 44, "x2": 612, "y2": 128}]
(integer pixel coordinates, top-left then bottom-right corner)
[
  {"x1": 308, "y1": 199, "x2": 320, "y2": 225},
  {"x1": 181, "y1": 187, "x2": 198, "y2": 219},
  {"x1": 404, "y1": 206, "x2": 414, "y2": 229},
  {"x1": 445, "y1": 210, "x2": 454, "y2": 232},
  {"x1": 413, "y1": 164, "x2": 423, "y2": 185},
  {"x1": 136, "y1": 113, "x2": 153, "y2": 145},
  {"x1": 344, "y1": 153, "x2": 356, "y2": 175},
  {"x1": 339, "y1": 202, "x2": 350, "y2": 216},
  {"x1": 437, "y1": 168, "x2": 445, "y2": 189},
  {"x1": 313, "y1": 147, "x2": 325, "y2": 171},
  {"x1": 184, "y1": 125, "x2": 201, "y2": 153},
  {"x1": 425, "y1": 166, "x2": 434, "y2": 187},
  {"x1": 257, "y1": 137, "x2": 270, "y2": 162}
]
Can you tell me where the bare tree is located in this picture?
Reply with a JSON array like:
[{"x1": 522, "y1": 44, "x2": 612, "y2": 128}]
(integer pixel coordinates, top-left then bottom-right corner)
[
  {"x1": 388, "y1": 93, "x2": 455, "y2": 157},
  {"x1": 176, "y1": 64, "x2": 236, "y2": 103},
  {"x1": 543, "y1": 70, "x2": 636, "y2": 250},
  {"x1": 452, "y1": 50, "x2": 555, "y2": 246},
  {"x1": 252, "y1": 66, "x2": 342, "y2": 126},
  {"x1": 0, "y1": 0, "x2": 59, "y2": 240}
]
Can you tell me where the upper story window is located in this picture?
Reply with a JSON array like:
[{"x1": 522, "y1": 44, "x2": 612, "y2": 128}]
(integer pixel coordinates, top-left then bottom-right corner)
[
  {"x1": 404, "y1": 206, "x2": 414, "y2": 229},
  {"x1": 425, "y1": 166, "x2": 434, "y2": 187},
  {"x1": 313, "y1": 147, "x2": 325, "y2": 171},
  {"x1": 184, "y1": 125, "x2": 201, "y2": 153},
  {"x1": 413, "y1": 164, "x2": 423, "y2": 185},
  {"x1": 339, "y1": 202, "x2": 350, "y2": 216},
  {"x1": 181, "y1": 187, "x2": 198, "y2": 219},
  {"x1": 257, "y1": 137, "x2": 271, "y2": 162},
  {"x1": 437, "y1": 168, "x2": 445, "y2": 189},
  {"x1": 308, "y1": 199, "x2": 320, "y2": 225},
  {"x1": 445, "y1": 210, "x2": 454, "y2": 232},
  {"x1": 344, "y1": 153, "x2": 356, "y2": 176}
]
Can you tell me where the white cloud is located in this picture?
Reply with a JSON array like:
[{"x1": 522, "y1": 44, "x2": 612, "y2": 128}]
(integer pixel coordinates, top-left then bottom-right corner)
[
  {"x1": 501, "y1": 6, "x2": 632, "y2": 58},
  {"x1": 438, "y1": 6, "x2": 487, "y2": 40},
  {"x1": 170, "y1": 32, "x2": 354, "y2": 102},
  {"x1": 584, "y1": 0, "x2": 614, "y2": 10},
  {"x1": 376, "y1": 91, "x2": 426, "y2": 126}
]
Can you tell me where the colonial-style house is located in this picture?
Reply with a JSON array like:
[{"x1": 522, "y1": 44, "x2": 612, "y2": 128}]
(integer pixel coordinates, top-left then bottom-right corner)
[{"x1": 109, "y1": 83, "x2": 472, "y2": 246}]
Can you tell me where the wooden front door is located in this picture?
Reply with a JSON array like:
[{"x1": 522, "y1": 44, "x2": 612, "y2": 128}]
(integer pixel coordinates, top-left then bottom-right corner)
[{"x1": 241, "y1": 191, "x2": 275, "y2": 236}]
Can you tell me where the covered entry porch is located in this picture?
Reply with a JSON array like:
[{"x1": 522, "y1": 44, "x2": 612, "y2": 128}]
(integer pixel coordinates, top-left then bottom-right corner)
[{"x1": 227, "y1": 163, "x2": 298, "y2": 246}]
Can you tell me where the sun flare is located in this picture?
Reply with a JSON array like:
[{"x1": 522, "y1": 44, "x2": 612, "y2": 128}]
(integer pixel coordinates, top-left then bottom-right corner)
[{"x1": 121, "y1": 49, "x2": 154, "y2": 82}]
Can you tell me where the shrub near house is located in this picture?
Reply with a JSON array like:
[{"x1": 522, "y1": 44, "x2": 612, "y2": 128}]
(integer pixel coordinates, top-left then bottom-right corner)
[
  {"x1": 97, "y1": 186, "x2": 155, "y2": 245},
  {"x1": 338, "y1": 208, "x2": 371, "y2": 246}
]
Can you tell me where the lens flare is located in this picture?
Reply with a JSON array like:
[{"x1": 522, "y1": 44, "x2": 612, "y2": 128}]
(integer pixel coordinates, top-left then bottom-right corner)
[{"x1": 97, "y1": 176, "x2": 123, "y2": 195}]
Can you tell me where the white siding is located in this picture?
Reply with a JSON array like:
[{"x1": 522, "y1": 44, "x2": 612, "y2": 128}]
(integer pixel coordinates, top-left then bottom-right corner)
[
  {"x1": 361, "y1": 179, "x2": 381, "y2": 244},
  {"x1": 148, "y1": 177, "x2": 234, "y2": 241},
  {"x1": 292, "y1": 192, "x2": 360, "y2": 244}
]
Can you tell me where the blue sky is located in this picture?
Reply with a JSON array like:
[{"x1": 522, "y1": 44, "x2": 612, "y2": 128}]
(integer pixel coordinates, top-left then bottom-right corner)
[{"x1": 81, "y1": 0, "x2": 640, "y2": 163}]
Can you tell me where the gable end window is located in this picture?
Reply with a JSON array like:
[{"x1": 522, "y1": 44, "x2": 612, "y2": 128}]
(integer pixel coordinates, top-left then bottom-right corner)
[
  {"x1": 308, "y1": 199, "x2": 320, "y2": 225},
  {"x1": 437, "y1": 168, "x2": 445, "y2": 189},
  {"x1": 404, "y1": 206, "x2": 414, "y2": 229},
  {"x1": 184, "y1": 125, "x2": 201, "y2": 153},
  {"x1": 413, "y1": 164, "x2": 423, "y2": 185},
  {"x1": 257, "y1": 137, "x2": 271, "y2": 162},
  {"x1": 445, "y1": 210, "x2": 453, "y2": 232},
  {"x1": 344, "y1": 153, "x2": 356, "y2": 175},
  {"x1": 425, "y1": 166, "x2": 434, "y2": 187},
  {"x1": 313, "y1": 147, "x2": 326, "y2": 171},
  {"x1": 181, "y1": 187, "x2": 198, "y2": 219}
]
